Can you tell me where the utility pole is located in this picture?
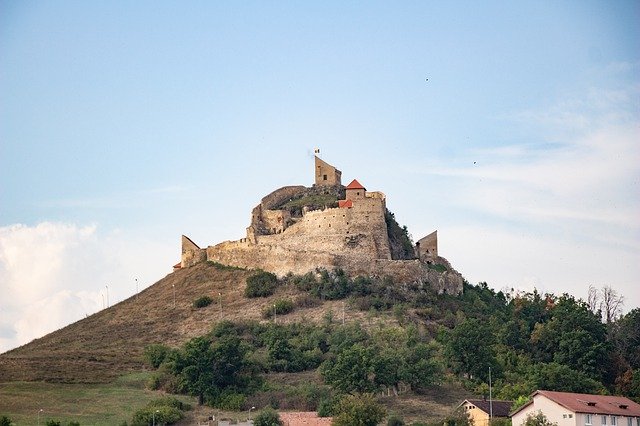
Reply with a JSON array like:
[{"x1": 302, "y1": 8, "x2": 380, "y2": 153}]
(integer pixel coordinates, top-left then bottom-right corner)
[
  {"x1": 273, "y1": 304, "x2": 277, "y2": 323},
  {"x1": 489, "y1": 366, "x2": 493, "y2": 423},
  {"x1": 135, "y1": 277, "x2": 138, "y2": 301},
  {"x1": 172, "y1": 284, "x2": 176, "y2": 308}
]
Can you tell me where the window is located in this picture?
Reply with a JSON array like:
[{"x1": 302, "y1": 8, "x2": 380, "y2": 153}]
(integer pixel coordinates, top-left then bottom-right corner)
[
  {"x1": 602, "y1": 416, "x2": 607, "y2": 425},
  {"x1": 569, "y1": 415, "x2": 573, "y2": 419},
  {"x1": 323, "y1": 174, "x2": 327, "y2": 181},
  {"x1": 586, "y1": 415, "x2": 593, "y2": 425},
  {"x1": 612, "y1": 417, "x2": 617, "y2": 426}
]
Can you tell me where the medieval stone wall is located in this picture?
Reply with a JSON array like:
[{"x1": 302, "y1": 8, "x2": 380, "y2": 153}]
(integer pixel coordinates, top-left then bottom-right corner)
[
  {"x1": 206, "y1": 240, "x2": 339, "y2": 276},
  {"x1": 252, "y1": 197, "x2": 391, "y2": 261}
]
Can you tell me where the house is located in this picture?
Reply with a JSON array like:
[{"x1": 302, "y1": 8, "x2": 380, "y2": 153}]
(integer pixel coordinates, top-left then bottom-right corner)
[
  {"x1": 460, "y1": 398, "x2": 514, "y2": 426},
  {"x1": 510, "y1": 390, "x2": 640, "y2": 426}
]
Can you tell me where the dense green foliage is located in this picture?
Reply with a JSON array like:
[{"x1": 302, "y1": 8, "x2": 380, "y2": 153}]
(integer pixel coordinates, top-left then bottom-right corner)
[
  {"x1": 193, "y1": 296, "x2": 213, "y2": 308},
  {"x1": 332, "y1": 393, "x2": 386, "y2": 426},
  {"x1": 253, "y1": 407, "x2": 283, "y2": 426},
  {"x1": 144, "y1": 343, "x2": 171, "y2": 368},
  {"x1": 245, "y1": 271, "x2": 279, "y2": 298},
  {"x1": 146, "y1": 273, "x2": 640, "y2": 416},
  {"x1": 130, "y1": 396, "x2": 188, "y2": 425},
  {"x1": 0, "y1": 416, "x2": 12, "y2": 426},
  {"x1": 262, "y1": 299, "x2": 295, "y2": 318},
  {"x1": 385, "y1": 209, "x2": 415, "y2": 260}
]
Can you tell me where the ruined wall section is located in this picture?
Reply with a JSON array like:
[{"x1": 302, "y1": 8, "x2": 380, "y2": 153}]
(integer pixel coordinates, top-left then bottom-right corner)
[
  {"x1": 181, "y1": 235, "x2": 206, "y2": 268},
  {"x1": 247, "y1": 185, "x2": 307, "y2": 239},
  {"x1": 416, "y1": 231, "x2": 438, "y2": 258},
  {"x1": 315, "y1": 156, "x2": 342, "y2": 186}
]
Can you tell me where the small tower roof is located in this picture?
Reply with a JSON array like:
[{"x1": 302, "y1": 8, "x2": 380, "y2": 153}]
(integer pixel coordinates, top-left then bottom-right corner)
[{"x1": 345, "y1": 179, "x2": 366, "y2": 190}]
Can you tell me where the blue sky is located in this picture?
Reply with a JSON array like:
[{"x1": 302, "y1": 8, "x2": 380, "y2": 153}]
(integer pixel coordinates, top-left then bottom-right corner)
[{"x1": 1, "y1": 1, "x2": 639, "y2": 353}]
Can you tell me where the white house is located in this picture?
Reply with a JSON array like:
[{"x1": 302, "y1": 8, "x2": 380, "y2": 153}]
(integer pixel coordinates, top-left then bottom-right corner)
[{"x1": 511, "y1": 390, "x2": 640, "y2": 426}]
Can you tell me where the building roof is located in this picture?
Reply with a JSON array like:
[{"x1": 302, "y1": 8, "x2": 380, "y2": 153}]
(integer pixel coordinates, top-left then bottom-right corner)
[
  {"x1": 278, "y1": 411, "x2": 332, "y2": 425},
  {"x1": 464, "y1": 399, "x2": 514, "y2": 418},
  {"x1": 511, "y1": 390, "x2": 640, "y2": 417},
  {"x1": 173, "y1": 262, "x2": 182, "y2": 269},
  {"x1": 338, "y1": 199, "x2": 353, "y2": 208},
  {"x1": 345, "y1": 179, "x2": 365, "y2": 190}
]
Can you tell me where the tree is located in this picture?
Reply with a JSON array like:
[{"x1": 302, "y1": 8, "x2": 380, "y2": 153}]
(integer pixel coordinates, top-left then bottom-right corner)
[
  {"x1": 611, "y1": 308, "x2": 640, "y2": 369},
  {"x1": 444, "y1": 318, "x2": 500, "y2": 382},
  {"x1": 523, "y1": 411, "x2": 557, "y2": 426},
  {"x1": 600, "y1": 286, "x2": 624, "y2": 324},
  {"x1": 0, "y1": 416, "x2": 13, "y2": 426},
  {"x1": 400, "y1": 342, "x2": 442, "y2": 391},
  {"x1": 175, "y1": 336, "x2": 216, "y2": 405},
  {"x1": 529, "y1": 362, "x2": 604, "y2": 394},
  {"x1": 254, "y1": 407, "x2": 283, "y2": 426},
  {"x1": 529, "y1": 295, "x2": 609, "y2": 381},
  {"x1": 332, "y1": 393, "x2": 386, "y2": 426},
  {"x1": 321, "y1": 344, "x2": 374, "y2": 393}
]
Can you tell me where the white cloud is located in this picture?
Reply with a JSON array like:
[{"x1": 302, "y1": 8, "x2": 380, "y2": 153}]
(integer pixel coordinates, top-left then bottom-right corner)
[
  {"x1": 405, "y1": 78, "x2": 640, "y2": 311},
  {"x1": 0, "y1": 222, "x2": 175, "y2": 353}
]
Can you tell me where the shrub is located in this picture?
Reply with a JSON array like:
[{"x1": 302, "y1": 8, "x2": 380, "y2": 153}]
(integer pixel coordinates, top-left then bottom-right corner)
[
  {"x1": 144, "y1": 343, "x2": 171, "y2": 368},
  {"x1": 0, "y1": 417, "x2": 12, "y2": 426},
  {"x1": 317, "y1": 397, "x2": 336, "y2": 417},
  {"x1": 193, "y1": 296, "x2": 213, "y2": 308},
  {"x1": 262, "y1": 299, "x2": 295, "y2": 318},
  {"x1": 388, "y1": 415, "x2": 406, "y2": 426},
  {"x1": 130, "y1": 397, "x2": 189, "y2": 425},
  {"x1": 45, "y1": 421, "x2": 61, "y2": 426},
  {"x1": 253, "y1": 407, "x2": 283, "y2": 426},
  {"x1": 295, "y1": 294, "x2": 320, "y2": 308},
  {"x1": 215, "y1": 392, "x2": 247, "y2": 411},
  {"x1": 131, "y1": 406, "x2": 183, "y2": 426},
  {"x1": 245, "y1": 271, "x2": 279, "y2": 298},
  {"x1": 332, "y1": 393, "x2": 386, "y2": 426},
  {"x1": 428, "y1": 263, "x2": 447, "y2": 273},
  {"x1": 146, "y1": 396, "x2": 191, "y2": 411},
  {"x1": 207, "y1": 261, "x2": 245, "y2": 271}
]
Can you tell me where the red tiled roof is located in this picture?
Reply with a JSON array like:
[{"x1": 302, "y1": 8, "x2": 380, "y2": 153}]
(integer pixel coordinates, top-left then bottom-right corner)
[
  {"x1": 279, "y1": 411, "x2": 332, "y2": 426},
  {"x1": 338, "y1": 200, "x2": 353, "y2": 208},
  {"x1": 345, "y1": 179, "x2": 365, "y2": 190},
  {"x1": 173, "y1": 262, "x2": 182, "y2": 269},
  {"x1": 512, "y1": 390, "x2": 640, "y2": 417},
  {"x1": 464, "y1": 399, "x2": 513, "y2": 418}
]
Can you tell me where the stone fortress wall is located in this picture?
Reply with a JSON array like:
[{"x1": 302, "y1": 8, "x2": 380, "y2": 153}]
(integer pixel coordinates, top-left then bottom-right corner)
[{"x1": 180, "y1": 154, "x2": 463, "y2": 294}]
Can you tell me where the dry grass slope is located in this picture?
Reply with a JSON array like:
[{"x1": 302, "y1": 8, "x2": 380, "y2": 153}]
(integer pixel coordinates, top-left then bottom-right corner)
[{"x1": 0, "y1": 263, "x2": 365, "y2": 383}]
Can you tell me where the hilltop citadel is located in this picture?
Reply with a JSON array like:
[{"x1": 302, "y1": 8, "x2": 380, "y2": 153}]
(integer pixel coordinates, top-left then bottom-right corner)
[{"x1": 178, "y1": 155, "x2": 463, "y2": 294}]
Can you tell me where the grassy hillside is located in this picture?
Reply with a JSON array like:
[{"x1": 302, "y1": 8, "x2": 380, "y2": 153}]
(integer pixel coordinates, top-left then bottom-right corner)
[{"x1": 0, "y1": 262, "x2": 383, "y2": 383}]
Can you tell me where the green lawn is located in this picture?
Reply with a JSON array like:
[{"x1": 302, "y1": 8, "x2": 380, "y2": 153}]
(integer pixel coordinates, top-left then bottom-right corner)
[{"x1": 0, "y1": 372, "x2": 195, "y2": 425}]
